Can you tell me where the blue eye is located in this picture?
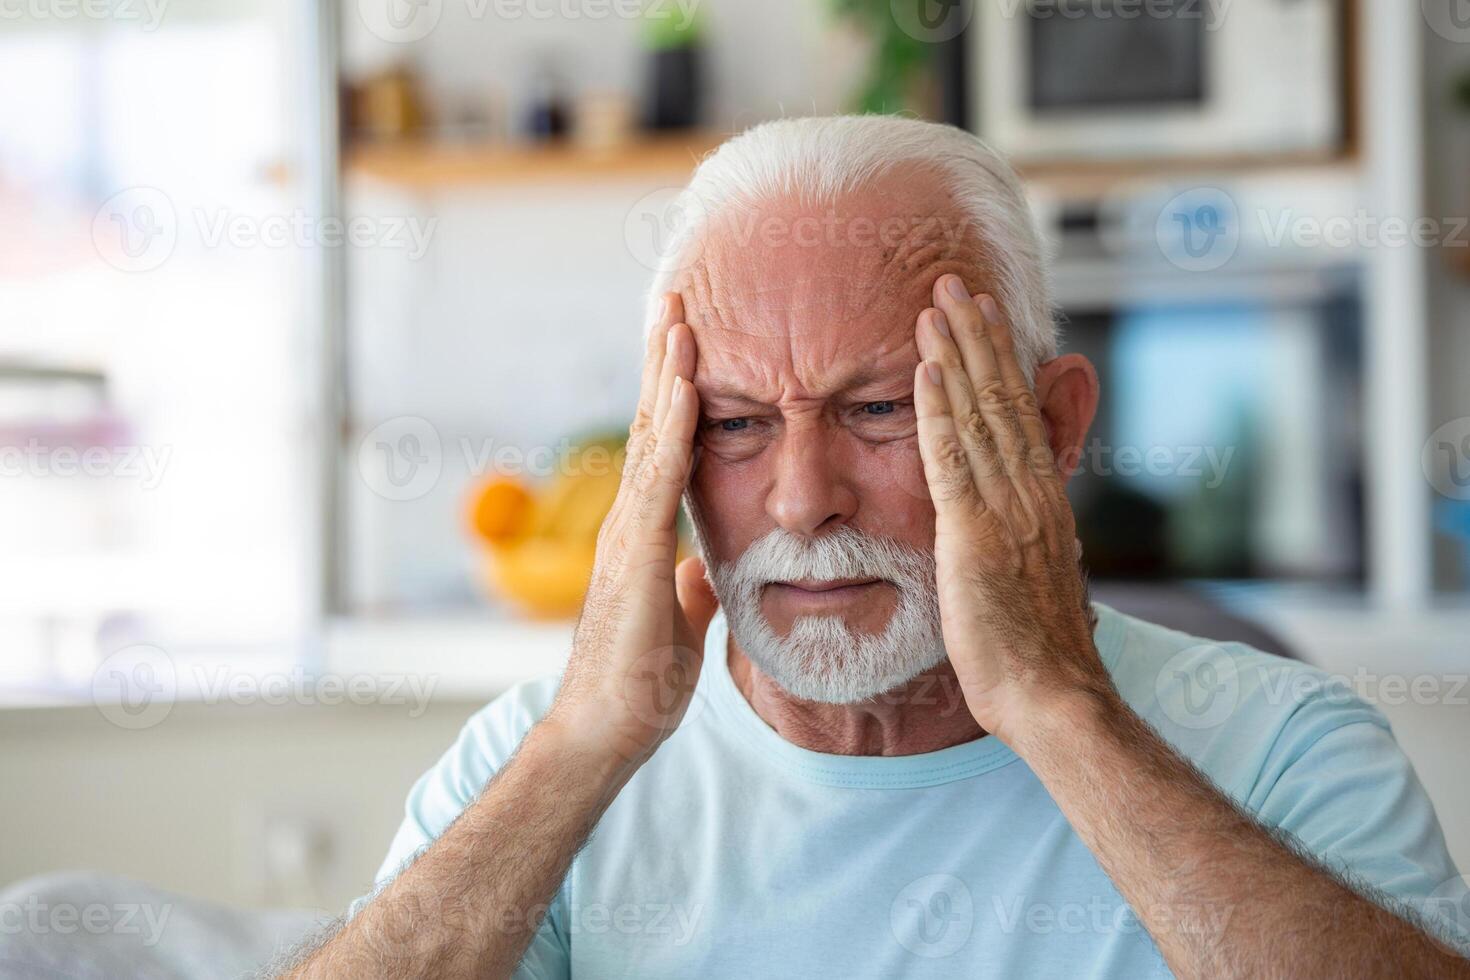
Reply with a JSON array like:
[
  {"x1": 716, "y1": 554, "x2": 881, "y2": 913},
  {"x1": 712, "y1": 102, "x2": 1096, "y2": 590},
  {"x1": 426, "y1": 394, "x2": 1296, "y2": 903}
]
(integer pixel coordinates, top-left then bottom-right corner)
[
  {"x1": 864, "y1": 401, "x2": 896, "y2": 415},
  {"x1": 720, "y1": 418, "x2": 750, "y2": 432}
]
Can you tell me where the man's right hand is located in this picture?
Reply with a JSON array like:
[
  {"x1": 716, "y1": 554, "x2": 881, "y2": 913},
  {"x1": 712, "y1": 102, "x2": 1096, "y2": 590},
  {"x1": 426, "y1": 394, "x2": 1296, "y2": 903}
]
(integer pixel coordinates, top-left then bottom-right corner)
[
  {"x1": 279, "y1": 295, "x2": 718, "y2": 980},
  {"x1": 543, "y1": 291, "x2": 719, "y2": 778}
]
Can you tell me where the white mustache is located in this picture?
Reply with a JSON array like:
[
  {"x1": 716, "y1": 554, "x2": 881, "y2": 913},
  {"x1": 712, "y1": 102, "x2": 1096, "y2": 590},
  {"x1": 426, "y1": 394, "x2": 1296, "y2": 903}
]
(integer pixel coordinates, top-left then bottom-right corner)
[{"x1": 719, "y1": 525, "x2": 935, "y2": 597}]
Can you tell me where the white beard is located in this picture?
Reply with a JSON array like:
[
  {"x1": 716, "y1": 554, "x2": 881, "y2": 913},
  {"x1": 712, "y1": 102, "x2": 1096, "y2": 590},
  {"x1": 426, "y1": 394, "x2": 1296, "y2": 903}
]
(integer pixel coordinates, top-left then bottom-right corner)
[{"x1": 689, "y1": 514, "x2": 947, "y2": 705}]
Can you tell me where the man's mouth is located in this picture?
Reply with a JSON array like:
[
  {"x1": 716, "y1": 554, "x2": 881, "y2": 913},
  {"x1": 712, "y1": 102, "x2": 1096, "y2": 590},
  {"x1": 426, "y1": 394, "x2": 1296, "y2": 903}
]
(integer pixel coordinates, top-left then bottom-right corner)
[{"x1": 763, "y1": 577, "x2": 884, "y2": 610}]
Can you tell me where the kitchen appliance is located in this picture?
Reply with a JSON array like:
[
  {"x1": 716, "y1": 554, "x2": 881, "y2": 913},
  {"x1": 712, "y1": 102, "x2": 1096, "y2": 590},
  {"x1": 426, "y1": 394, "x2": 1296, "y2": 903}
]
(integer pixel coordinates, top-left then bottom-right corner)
[
  {"x1": 1031, "y1": 172, "x2": 1367, "y2": 583},
  {"x1": 972, "y1": 0, "x2": 1345, "y2": 163}
]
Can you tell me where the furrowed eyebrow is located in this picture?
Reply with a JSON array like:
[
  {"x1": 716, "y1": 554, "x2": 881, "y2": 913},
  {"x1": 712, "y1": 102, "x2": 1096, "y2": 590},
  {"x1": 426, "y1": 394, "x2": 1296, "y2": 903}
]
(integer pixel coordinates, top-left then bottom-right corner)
[
  {"x1": 693, "y1": 379, "x2": 765, "y2": 403},
  {"x1": 694, "y1": 366, "x2": 913, "y2": 407}
]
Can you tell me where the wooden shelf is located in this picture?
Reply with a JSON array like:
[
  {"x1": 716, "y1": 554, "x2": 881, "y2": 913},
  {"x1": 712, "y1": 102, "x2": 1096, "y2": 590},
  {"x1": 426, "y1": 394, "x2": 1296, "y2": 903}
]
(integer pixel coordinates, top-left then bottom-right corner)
[
  {"x1": 344, "y1": 134, "x2": 1358, "y2": 198},
  {"x1": 1016, "y1": 149, "x2": 1360, "y2": 197},
  {"x1": 344, "y1": 131, "x2": 727, "y2": 189}
]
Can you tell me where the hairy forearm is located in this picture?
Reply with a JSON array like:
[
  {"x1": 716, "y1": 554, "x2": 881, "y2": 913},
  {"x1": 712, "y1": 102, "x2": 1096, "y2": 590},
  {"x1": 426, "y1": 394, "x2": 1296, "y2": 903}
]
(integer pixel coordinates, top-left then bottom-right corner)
[
  {"x1": 279, "y1": 720, "x2": 627, "y2": 980},
  {"x1": 1016, "y1": 689, "x2": 1470, "y2": 979}
]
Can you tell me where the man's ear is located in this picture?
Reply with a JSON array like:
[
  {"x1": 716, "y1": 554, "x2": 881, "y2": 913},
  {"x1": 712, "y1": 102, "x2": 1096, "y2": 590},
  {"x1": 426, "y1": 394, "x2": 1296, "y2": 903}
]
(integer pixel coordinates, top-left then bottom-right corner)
[{"x1": 1032, "y1": 353, "x2": 1099, "y2": 481}]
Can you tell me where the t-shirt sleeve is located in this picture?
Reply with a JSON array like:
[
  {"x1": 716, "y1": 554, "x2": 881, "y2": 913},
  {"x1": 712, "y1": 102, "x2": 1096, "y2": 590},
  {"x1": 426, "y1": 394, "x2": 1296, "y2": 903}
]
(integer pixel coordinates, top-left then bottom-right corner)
[
  {"x1": 1244, "y1": 698, "x2": 1470, "y2": 951},
  {"x1": 349, "y1": 676, "x2": 570, "y2": 979}
]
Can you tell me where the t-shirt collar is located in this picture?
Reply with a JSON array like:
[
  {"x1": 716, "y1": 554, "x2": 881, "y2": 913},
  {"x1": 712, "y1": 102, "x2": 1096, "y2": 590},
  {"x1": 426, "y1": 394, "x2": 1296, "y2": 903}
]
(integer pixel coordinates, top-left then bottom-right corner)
[{"x1": 702, "y1": 602, "x2": 1127, "y2": 790}]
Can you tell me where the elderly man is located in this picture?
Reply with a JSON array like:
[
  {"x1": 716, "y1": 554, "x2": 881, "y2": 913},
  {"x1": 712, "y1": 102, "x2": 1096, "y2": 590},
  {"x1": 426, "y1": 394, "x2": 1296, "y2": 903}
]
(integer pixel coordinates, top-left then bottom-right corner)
[{"x1": 286, "y1": 116, "x2": 1470, "y2": 978}]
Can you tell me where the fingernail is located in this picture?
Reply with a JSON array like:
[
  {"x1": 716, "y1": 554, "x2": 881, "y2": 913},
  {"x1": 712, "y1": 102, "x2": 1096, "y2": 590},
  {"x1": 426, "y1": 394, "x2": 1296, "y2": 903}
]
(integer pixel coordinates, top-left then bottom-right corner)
[
  {"x1": 931, "y1": 309, "x2": 951, "y2": 339},
  {"x1": 945, "y1": 276, "x2": 970, "y2": 302},
  {"x1": 666, "y1": 326, "x2": 678, "y2": 353},
  {"x1": 925, "y1": 361, "x2": 942, "y2": 386},
  {"x1": 979, "y1": 296, "x2": 1000, "y2": 321},
  {"x1": 673, "y1": 375, "x2": 684, "y2": 399}
]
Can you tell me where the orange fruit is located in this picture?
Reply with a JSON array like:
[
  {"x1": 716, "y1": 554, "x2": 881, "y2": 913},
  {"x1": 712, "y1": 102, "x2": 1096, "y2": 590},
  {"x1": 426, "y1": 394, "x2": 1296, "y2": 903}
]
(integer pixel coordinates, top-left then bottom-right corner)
[{"x1": 467, "y1": 477, "x2": 534, "y2": 544}]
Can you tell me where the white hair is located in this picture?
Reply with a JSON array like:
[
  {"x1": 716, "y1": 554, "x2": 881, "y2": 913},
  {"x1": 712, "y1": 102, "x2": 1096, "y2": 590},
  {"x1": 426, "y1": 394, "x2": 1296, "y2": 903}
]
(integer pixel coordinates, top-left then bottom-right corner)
[{"x1": 646, "y1": 114, "x2": 1058, "y2": 377}]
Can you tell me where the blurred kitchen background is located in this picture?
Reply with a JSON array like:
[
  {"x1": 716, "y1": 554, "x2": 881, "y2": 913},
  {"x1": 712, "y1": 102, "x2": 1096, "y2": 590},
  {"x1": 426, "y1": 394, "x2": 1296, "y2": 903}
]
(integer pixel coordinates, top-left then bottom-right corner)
[{"x1": 1, "y1": 0, "x2": 1468, "y2": 916}]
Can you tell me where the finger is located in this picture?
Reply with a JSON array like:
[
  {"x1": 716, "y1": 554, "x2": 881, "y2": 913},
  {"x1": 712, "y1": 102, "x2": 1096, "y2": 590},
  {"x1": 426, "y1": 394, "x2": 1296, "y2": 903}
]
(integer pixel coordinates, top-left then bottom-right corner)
[
  {"x1": 674, "y1": 555, "x2": 718, "y2": 651},
  {"x1": 652, "y1": 322, "x2": 695, "y2": 434},
  {"x1": 976, "y1": 294, "x2": 1053, "y2": 469},
  {"x1": 916, "y1": 308, "x2": 1008, "y2": 500},
  {"x1": 637, "y1": 294, "x2": 680, "y2": 421},
  {"x1": 629, "y1": 293, "x2": 682, "y2": 454},
  {"x1": 933, "y1": 277, "x2": 1029, "y2": 466},
  {"x1": 913, "y1": 359, "x2": 985, "y2": 515},
  {"x1": 645, "y1": 375, "x2": 701, "y2": 528}
]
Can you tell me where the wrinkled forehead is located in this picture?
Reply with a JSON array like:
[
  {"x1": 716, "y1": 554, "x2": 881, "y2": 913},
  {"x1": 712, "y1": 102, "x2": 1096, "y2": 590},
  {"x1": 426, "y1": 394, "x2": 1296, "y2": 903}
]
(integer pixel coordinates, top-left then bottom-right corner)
[{"x1": 671, "y1": 175, "x2": 987, "y2": 354}]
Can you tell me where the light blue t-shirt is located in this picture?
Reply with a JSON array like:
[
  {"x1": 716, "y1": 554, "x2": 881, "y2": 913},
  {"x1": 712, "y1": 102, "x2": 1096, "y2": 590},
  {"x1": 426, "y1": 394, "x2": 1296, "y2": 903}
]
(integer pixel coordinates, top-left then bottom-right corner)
[{"x1": 361, "y1": 604, "x2": 1469, "y2": 977}]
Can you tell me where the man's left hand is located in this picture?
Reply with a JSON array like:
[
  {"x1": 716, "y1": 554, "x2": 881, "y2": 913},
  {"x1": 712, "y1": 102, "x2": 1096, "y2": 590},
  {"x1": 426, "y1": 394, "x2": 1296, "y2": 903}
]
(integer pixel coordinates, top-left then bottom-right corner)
[{"x1": 912, "y1": 274, "x2": 1114, "y2": 746}]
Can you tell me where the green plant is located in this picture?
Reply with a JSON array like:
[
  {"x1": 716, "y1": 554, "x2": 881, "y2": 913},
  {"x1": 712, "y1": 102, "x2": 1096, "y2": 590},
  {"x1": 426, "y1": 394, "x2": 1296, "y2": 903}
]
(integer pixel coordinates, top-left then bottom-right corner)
[
  {"x1": 642, "y1": 3, "x2": 703, "y2": 50},
  {"x1": 830, "y1": 0, "x2": 938, "y2": 114}
]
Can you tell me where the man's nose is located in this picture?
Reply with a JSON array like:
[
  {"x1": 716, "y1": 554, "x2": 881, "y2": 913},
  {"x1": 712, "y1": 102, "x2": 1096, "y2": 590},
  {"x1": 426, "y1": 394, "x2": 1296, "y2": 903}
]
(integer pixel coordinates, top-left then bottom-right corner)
[{"x1": 764, "y1": 423, "x2": 858, "y2": 537}]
